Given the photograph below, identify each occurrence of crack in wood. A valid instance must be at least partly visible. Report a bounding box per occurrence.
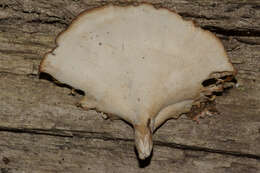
[179,12,230,20]
[203,26,260,37]
[0,71,35,77]
[154,141,260,161]
[25,19,68,26]
[0,49,37,55]
[1,126,259,161]
[235,38,260,45]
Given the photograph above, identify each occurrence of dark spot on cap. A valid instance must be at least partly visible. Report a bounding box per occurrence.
[99,42,102,46]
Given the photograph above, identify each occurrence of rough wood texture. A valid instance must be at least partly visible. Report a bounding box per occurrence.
[0,0,259,172]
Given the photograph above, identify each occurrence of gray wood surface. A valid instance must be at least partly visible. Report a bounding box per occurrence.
[0,0,260,172]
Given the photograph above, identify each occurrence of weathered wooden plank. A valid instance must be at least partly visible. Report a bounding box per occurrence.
[0,0,259,32]
[0,0,260,171]
[0,132,259,173]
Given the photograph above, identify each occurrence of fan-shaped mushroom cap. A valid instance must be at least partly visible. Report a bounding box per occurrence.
[40,4,236,160]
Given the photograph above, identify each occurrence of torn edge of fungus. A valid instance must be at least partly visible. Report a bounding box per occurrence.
[187,71,237,120]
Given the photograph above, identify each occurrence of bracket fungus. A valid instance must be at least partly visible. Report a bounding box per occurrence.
[39,4,236,160]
